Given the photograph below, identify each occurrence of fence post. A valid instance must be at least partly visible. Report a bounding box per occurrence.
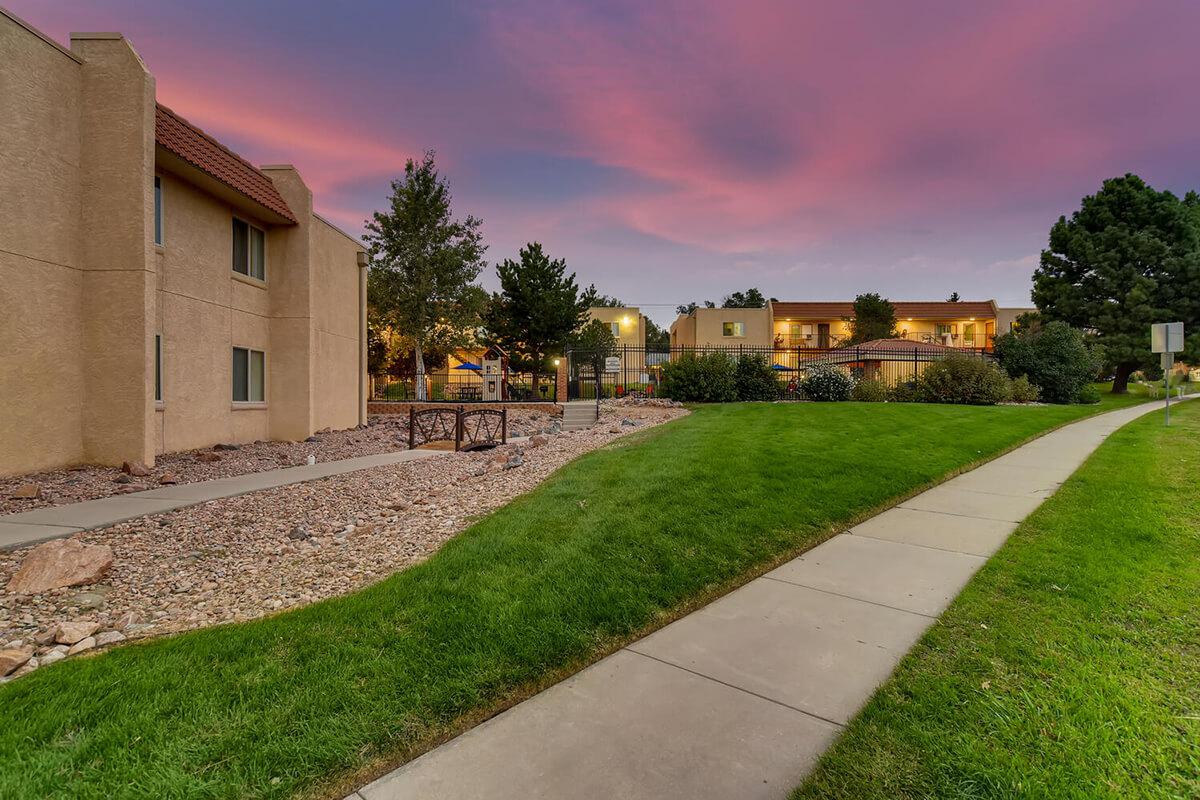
[455,405,464,451]
[501,408,507,444]
[408,406,415,449]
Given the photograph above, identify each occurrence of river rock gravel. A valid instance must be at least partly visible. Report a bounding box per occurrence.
[0,402,684,680]
[0,409,558,515]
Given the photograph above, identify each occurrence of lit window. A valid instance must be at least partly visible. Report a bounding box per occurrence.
[153,177,163,245]
[610,322,620,337]
[232,218,266,280]
[154,334,162,402]
[232,347,265,402]
[722,322,746,337]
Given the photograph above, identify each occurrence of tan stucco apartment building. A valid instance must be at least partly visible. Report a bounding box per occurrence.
[671,300,1033,350]
[0,10,367,476]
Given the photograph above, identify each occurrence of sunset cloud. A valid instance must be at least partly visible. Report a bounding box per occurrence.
[11,0,1200,321]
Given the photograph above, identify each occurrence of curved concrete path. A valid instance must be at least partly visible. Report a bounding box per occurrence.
[350,400,1181,800]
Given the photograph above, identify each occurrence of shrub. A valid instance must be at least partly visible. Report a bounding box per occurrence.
[918,355,1012,405]
[887,380,921,403]
[993,320,1101,404]
[851,378,889,402]
[800,364,854,401]
[1009,375,1041,403]
[734,354,780,401]
[658,352,737,402]
[1076,384,1101,404]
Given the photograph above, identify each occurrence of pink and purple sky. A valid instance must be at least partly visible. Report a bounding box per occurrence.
[13,1,1200,325]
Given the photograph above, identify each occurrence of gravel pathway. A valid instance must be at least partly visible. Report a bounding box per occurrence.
[0,410,557,515]
[0,401,685,680]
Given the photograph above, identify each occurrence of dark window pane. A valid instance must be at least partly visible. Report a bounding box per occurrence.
[250,226,265,280]
[232,347,249,401]
[155,334,162,401]
[249,350,265,402]
[154,177,162,245]
[232,219,249,275]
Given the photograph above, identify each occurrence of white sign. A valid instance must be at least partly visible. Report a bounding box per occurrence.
[1151,322,1184,353]
[604,356,621,373]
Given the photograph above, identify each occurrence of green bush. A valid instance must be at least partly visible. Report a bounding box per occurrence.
[734,354,780,401]
[887,380,921,403]
[658,352,737,402]
[851,378,889,402]
[800,364,854,401]
[1009,375,1041,403]
[1076,384,1101,404]
[993,320,1101,404]
[918,355,1012,405]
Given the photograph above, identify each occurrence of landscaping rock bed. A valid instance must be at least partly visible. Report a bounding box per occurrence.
[0,403,685,680]
[0,410,558,515]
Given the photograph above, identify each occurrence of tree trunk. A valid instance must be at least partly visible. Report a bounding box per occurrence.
[415,343,427,401]
[1111,362,1135,394]
[530,351,540,394]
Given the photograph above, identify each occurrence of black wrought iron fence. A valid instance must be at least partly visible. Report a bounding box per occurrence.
[371,372,557,403]
[565,344,993,400]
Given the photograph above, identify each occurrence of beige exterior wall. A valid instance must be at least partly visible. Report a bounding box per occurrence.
[0,11,86,474]
[670,307,772,347]
[310,215,368,431]
[585,306,645,349]
[996,307,1036,335]
[0,13,365,477]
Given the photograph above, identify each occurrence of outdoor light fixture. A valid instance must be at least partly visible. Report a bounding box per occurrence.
[553,358,560,366]
[621,315,631,325]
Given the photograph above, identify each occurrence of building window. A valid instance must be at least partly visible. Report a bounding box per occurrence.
[610,322,620,337]
[153,176,163,245]
[232,218,266,280]
[154,334,162,402]
[722,321,746,337]
[232,347,265,402]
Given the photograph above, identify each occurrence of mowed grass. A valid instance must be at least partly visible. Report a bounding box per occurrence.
[795,401,1200,799]
[0,400,1144,799]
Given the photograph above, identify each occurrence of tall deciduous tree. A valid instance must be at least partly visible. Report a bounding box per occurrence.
[364,152,487,400]
[580,284,624,308]
[1033,174,1200,393]
[846,293,898,344]
[570,318,618,378]
[721,288,767,308]
[485,242,586,393]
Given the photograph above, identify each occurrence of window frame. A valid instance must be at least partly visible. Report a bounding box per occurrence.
[722,321,746,338]
[153,176,163,246]
[610,321,620,338]
[231,346,266,404]
[231,216,267,282]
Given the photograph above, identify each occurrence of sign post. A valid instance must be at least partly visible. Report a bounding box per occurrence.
[1151,322,1184,425]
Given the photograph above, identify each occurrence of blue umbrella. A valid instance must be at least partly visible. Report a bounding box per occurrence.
[772,363,796,371]
[454,361,482,371]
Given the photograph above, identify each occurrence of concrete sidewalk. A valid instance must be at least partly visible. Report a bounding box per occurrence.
[0,449,442,551]
[352,400,1177,800]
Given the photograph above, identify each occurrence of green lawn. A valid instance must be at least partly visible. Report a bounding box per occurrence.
[795,401,1200,799]
[0,399,1145,799]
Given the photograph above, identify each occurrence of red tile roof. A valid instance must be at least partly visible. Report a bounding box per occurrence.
[771,300,995,319]
[154,103,297,223]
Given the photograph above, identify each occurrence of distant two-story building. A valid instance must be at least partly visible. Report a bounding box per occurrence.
[0,11,367,476]
[671,300,1033,351]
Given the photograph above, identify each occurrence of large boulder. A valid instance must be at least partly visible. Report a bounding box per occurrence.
[0,647,32,676]
[6,539,114,595]
[55,620,100,645]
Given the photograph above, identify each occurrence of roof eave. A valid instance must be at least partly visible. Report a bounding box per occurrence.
[156,145,297,226]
